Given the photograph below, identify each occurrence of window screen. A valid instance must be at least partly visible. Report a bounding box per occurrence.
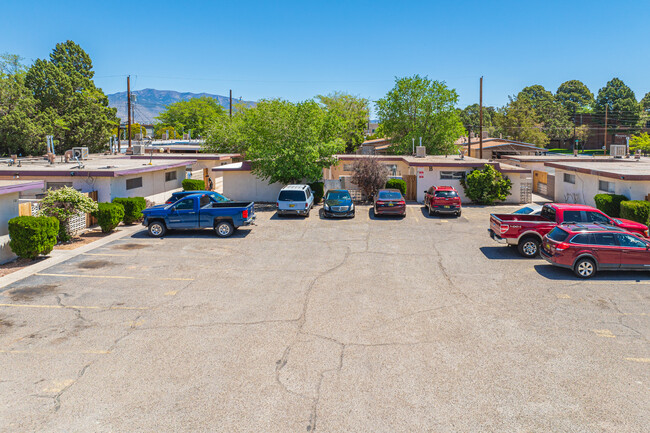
[563,173,576,184]
[126,177,143,190]
[598,180,615,193]
[165,171,177,182]
[440,171,466,180]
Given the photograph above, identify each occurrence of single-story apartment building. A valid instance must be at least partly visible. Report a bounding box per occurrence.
[458,138,547,160]
[0,180,45,264]
[546,158,650,206]
[211,162,284,202]
[0,156,195,204]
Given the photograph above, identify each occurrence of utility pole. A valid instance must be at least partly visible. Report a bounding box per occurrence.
[467,126,471,157]
[479,76,484,159]
[229,89,233,119]
[603,104,609,155]
[117,125,121,153]
[127,75,132,151]
[572,108,577,154]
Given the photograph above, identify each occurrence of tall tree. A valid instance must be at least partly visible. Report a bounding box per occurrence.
[498,96,549,146]
[594,78,641,138]
[459,104,494,131]
[317,92,369,153]
[24,41,117,153]
[641,92,650,112]
[376,75,465,155]
[556,80,594,114]
[518,85,555,118]
[156,96,226,138]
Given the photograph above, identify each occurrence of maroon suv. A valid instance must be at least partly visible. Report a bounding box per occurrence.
[541,223,650,278]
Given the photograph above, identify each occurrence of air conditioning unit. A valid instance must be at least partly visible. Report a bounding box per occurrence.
[71,147,88,160]
[416,146,426,158]
[131,144,146,155]
[135,133,143,141]
[610,145,626,158]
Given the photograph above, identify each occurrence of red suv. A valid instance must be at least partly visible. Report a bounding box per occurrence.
[424,186,462,217]
[541,223,650,278]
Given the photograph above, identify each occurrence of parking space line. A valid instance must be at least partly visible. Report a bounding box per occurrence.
[593,329,616,338]
[34,273,193,281]
[0,303,149,311]
[83,253,133,257]
[0,349,110,355]
[625,357,650,363]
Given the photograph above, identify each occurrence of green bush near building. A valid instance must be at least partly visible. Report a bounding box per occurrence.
[385,178,407,195]
[112,197,147,225]
[92,203,125,233]
[593,194,628,218]
[182,179,205,191]
[309,181,324,204]
[8,216,59,259]
[620,200,650,225]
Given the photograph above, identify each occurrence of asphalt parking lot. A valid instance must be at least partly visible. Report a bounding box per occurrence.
[0,204,648,432]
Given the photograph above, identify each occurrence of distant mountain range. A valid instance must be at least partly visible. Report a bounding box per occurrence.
[107,88,255,124]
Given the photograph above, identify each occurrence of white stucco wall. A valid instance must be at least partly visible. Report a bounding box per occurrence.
[414,168,530,204]
[554,169,650,206]
[222,171,284,202]
[0,192,20,264]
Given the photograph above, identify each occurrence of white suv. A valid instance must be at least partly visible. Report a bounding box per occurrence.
[276,185,314,217]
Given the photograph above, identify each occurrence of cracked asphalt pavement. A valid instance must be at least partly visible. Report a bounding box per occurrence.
[0,205,648,432]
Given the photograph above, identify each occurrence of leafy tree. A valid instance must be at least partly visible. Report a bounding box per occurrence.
[154,124,180,140]
[0,53,26,76]
[24,41,117,153]
[156,96,226,137]
[244,99,345,184]
[518,85,555,116]
[629,132,650,154]
[317,92,369,153]
[129,123,147,139]
[459,104,495,131]
[498,96,548,146]
[594,78,641,138]
[556,80,594,114]
[460,164,512,205]
[640,92,650,112]
[351,158,388,201]
[40,186,98,241]
[204,102,249,153]
[376,75,465,155]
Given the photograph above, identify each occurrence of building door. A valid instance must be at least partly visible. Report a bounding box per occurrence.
[533,170,547,194]
[404,175,417,201]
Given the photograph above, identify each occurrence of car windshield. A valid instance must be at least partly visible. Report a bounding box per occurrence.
[326,191,351,200]
[278,190,306,201]
[513,207,533,214]
[435,191,458,198]
[378,192,402,200]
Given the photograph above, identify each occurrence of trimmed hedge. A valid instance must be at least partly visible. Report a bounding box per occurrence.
[309,181,324,204]
[386,178,407,195]
[182,179,205,191]
[620,200,650,225]
[93,203,125,233]
[8,216,59,259]
[593,194,627,218]
[112,197,147,225]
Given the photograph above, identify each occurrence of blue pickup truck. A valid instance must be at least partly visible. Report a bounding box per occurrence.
[141,193,255,238]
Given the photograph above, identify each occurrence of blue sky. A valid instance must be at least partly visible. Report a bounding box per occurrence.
[2,0,648,111]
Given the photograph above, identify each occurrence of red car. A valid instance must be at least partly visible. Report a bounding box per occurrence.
[424,186,461,217]
[374,189,406,217]
[541,223,650,278]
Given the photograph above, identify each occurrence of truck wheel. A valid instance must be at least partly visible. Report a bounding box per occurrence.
[215,221,234,238]
[574,258,596,278]
[148,221,166,237]
[518,237,540,258]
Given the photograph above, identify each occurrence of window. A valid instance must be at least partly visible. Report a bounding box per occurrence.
[547,227,569,242]
[617,233,647,248]
[165,171,177,182]
[378,191,402,200]
[598,180,615,193]
[563,173,576,184]
[541,205,556,222]
[384,164,398,176]
[175,198,194,210]
[435,190,459,198]
[585,211,611,224]
[570,234,593,245]
[126,177,143,190]
[440,171,466,180]
[592,233,617,246]
[46,182,73,190]
[563,211,583,222]
[343,164,354,171]
[278,190,306,201]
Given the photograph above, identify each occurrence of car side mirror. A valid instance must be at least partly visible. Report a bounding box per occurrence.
[423,190,428,194]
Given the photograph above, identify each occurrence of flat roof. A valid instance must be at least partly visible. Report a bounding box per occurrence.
[0,156,195,178]
[127,153,240,161]
[212,162,251,172]
[502,154,616,163]
[546,159,650,180]
[0,180,45,195]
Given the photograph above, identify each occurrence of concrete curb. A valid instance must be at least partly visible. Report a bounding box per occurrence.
[0,224,143,289]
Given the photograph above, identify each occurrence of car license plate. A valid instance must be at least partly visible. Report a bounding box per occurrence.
[289,204,295,208]
[444,206,450,209]
[388,203,394,206]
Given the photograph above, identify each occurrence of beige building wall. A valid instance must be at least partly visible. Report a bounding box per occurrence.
[221,171,283,202]
[325,159,411,180]
[554,169,650,206]
[0,192,20,264]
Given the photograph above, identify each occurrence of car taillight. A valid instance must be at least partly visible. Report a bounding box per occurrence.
[556,242,570,251]
[242,209,248,219]
[276,202,279,207]
[305,203,308,208]
[165,200,172,204]
[645,229,649,238]
[376,201,385,205]
[500,224,509,234]
[398,200,405,205]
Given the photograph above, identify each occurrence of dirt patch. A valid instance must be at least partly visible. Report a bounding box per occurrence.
[113,243,148,250]
[0,257,47,278]
[0,315,13,329]
[76,260,113,269]
[55,229,115,251]
[6,284,59,302]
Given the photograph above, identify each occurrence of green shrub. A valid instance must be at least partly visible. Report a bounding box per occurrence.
[385,178,407,195]
[112,197,147,225]
[593,194,627,217]
[182,179,205,191]
[92,203,125,233]
[40,186,98,242]
[8,216,59,259]
[309,181,324,204]
[460,164,512,205]
[620,200,650,225]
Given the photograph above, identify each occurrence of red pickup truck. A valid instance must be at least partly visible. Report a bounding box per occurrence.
[488,203,649,258]
[424,186,462,217]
